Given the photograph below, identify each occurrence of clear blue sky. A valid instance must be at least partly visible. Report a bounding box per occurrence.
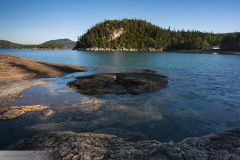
[0,0,239,44]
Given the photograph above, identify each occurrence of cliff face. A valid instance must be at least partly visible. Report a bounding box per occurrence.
[109,28,125,41]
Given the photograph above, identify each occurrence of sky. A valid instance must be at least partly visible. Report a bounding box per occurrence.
[0,0,239,44]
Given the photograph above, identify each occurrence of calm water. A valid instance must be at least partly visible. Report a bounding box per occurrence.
[0,49,240,148]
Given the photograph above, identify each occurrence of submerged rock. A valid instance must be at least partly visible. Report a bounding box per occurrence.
[78,97,102,113]
[9,128,240,160]
[68,72,168,95]
[42,109,56,120]
[80,97,101,108]
[0,105,48,120]
[91,97,101,107]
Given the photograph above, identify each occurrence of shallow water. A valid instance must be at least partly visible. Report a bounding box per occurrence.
[0,49,240,149]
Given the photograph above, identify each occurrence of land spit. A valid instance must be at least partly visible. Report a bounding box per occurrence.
[0,54,86,105]
[0,53,86,120]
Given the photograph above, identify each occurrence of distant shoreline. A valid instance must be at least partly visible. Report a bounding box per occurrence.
[1,48,240,55]
[75,48,240,54]
[166,49,240,55]
[75,47,163,52]
[0,48,72,51]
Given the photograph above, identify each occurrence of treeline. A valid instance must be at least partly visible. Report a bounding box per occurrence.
[167,30,222,50]
[221,33,240,51]
[74,19,239,51]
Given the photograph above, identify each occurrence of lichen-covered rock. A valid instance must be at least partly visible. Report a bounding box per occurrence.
[9,128,240,160]
[68,72,168,95]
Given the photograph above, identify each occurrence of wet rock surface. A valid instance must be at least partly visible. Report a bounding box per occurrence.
[0,105,48,120]
[68,72,168,95]
[9,128,240,160]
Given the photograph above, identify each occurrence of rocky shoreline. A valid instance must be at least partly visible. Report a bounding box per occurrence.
[9,128,240,160]
[166,49,240,55]
[76,47,163,52]
[77,48,240,55]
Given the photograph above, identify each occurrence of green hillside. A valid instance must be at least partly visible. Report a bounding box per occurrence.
[0,40,24,49]
[74,19,223,51]
[0,39,76,50]
[41,39,76,49]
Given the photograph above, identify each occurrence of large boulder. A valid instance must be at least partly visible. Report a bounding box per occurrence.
[68,72,168,95]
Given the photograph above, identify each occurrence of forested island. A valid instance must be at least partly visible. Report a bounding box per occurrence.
[1,19,239,52]
[74,19,240,52]
[0,39,76,50]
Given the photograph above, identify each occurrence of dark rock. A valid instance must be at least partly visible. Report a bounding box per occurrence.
[8,128,240,160]
[68,72,168,95]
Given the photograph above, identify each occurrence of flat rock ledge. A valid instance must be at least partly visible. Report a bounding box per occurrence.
[68,72,168,95]
[9,128,240,160]
[0,105,48,120]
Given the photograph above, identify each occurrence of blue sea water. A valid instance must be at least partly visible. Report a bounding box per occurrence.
[0,49,240,148]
